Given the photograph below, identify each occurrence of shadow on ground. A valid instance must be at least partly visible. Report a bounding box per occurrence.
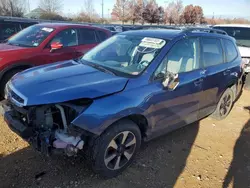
[0,122,200,188]
[223,107,250,188]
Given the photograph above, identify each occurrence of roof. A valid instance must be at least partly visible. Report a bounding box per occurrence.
[214,24,250,28]
[36,22,92,28]
[121,29,183,40]
[119,28,233,41]
[33,23,111,33]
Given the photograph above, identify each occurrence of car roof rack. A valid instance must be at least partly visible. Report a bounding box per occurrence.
[183,27,228,35]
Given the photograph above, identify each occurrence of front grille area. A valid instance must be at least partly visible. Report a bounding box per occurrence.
[10,90,24,104]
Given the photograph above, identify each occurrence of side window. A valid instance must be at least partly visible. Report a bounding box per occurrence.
[202,38,224,67]
[0,23,19,40]
[154,38,200,78]
[223,39,238,62]
[50,28,78,47]
[79,28,98,45]
[96,30,108,42]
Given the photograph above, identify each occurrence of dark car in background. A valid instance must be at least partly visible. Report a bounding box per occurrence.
[0,23,111,96]
[0,16,38,42]
[1,28,243,178]
[213,24,250,89]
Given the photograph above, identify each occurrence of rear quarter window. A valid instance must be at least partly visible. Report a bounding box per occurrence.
[201,38,224,67]
[96,30,108,42]
[223,39,238,62]
[79,28,98,45]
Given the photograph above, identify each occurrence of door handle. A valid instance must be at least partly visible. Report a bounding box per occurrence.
[223,69,231,75]
[194,78,203,86]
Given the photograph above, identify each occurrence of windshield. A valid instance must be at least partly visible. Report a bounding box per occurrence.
[214,27,250,47]
[7,25,55,47]
[81,35,167,76]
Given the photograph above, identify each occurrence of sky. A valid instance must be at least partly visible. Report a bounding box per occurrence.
[29,0,250,19]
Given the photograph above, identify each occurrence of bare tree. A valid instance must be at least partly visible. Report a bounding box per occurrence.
[0,0,26,17]
[182,4,204,24]
[111,0,130,24]
[165,0,183,25]
[129,0,143,25]
[82,0,96,22]
[142,0,160,25]
[39,0,63,13]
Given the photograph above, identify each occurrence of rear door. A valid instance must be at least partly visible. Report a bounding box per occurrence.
[199,37,228,117]
[41,28,78,64]
[75,28,100,57]
[150,37,203,134]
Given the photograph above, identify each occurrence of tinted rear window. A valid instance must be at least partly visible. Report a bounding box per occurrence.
[0,23,19,41]
[97,30,108,42]
[214,27,250,47]
[202,38,224,67]
[79,28,98,45]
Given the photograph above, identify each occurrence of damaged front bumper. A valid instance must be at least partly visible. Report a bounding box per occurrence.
[0,100,86,156]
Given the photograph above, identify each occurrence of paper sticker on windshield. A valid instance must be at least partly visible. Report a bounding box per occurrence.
[41,27,54,33]
[139,37,166,49]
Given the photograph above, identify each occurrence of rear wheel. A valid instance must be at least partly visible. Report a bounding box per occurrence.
[211,88,234,120]
[89,120,141,178]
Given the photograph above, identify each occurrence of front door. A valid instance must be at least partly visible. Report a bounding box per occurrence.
[40,28,79,65]
[149,37,203,135]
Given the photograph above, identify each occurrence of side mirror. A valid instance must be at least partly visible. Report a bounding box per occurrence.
[162,72,179,90]
[50,42,63,52]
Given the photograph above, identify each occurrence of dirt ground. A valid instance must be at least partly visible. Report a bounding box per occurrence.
[1,90,250,188]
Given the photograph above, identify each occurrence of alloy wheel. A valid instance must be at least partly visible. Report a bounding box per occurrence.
[104,131,137,170]
[219,93,232,116]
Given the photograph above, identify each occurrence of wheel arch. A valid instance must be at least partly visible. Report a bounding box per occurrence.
[109,114,149,139]
[0,63,33,81]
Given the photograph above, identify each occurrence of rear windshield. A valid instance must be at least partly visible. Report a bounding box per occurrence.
[7,25,55,47]
[214,26,250,48]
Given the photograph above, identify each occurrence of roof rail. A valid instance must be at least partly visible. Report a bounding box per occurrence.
[183,27,228,35]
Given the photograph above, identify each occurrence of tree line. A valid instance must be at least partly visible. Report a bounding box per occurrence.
[0,0,249,25]
[111,0,205,25]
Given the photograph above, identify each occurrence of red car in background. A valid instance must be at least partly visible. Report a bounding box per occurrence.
[0,23,111,96]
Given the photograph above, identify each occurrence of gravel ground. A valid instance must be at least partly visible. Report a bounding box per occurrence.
[1,90,250,188]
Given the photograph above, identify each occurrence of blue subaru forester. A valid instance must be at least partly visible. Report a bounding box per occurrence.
[2,28,243,178]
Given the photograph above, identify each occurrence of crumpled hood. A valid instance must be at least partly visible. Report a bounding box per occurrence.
[10,60,128,106]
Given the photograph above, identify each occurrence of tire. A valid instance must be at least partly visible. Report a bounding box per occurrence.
[244,73,250,90]
[211,88,234,120]
[88,119,141,178]
[0,69,23,97]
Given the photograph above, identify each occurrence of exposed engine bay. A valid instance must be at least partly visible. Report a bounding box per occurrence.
[2,100,91,156]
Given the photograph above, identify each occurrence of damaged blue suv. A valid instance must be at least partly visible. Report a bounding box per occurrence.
[1,28,243,178]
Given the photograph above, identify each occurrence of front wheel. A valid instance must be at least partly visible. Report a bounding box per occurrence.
[89,120,141,178]
[211,88,234,120]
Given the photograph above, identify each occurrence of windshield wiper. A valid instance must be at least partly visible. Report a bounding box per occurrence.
[81,60,116,76]
[7,42,33,47]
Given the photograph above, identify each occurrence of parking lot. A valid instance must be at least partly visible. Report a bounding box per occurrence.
[0,89,249,188]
